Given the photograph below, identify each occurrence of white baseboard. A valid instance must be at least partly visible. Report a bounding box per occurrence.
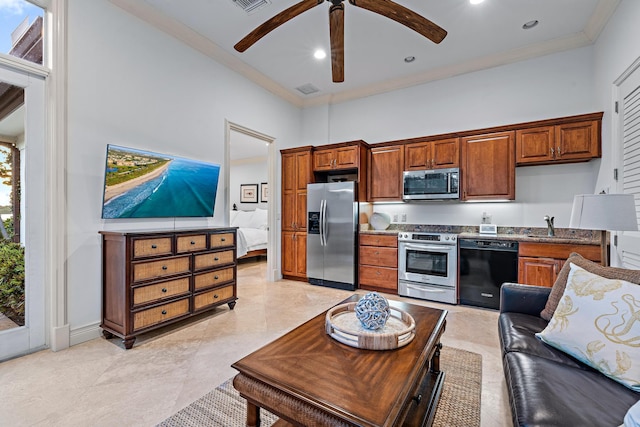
[50,323,70,351]
[70,322,102,346]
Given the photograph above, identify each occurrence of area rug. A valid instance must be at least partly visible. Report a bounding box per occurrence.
[158,346,482,427]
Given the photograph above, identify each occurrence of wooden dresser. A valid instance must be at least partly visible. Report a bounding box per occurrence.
[100,227,237,349]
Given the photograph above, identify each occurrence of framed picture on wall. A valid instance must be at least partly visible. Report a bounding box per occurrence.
[240,184,258,203]
[260,182,269,203]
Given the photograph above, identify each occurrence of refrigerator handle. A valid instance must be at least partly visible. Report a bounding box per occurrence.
[322,199,328,246]
[319,199,326,246]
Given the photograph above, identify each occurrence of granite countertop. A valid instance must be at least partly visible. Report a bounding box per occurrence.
[359,224,602,245]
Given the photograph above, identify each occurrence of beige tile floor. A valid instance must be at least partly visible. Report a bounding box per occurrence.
[0,259,512,426]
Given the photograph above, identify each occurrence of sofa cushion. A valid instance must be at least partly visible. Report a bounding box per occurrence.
[499,312,588,369]
[503,351,638,427]
[537,264,640,391]
[540,252,640,321]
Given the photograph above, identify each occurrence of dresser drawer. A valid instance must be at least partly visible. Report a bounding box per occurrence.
[193,285,235,311]
[193,267,235,290]
[210,233,235,248]
[132,298,190,331]
[132,237,173,259]
[176,234,208,253]
[132,256,191,283]
[359,246,398,268]
[194,250,235,270]
[132,277,190,307]
[360,234,398,248]
[359,265,398,291]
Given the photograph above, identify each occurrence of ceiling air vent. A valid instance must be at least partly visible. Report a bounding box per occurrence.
[296,84,320,95]
[232,0,271,14]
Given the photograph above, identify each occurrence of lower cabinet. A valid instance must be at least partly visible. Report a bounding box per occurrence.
[517,242,601,287]
[282,231,307,281]
[100,228,237,349]
[359,233,398,293]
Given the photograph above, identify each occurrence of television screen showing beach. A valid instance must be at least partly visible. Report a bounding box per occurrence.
[101,145,220,219]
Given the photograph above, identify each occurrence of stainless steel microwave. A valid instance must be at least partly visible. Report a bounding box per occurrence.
[402,168,460,200]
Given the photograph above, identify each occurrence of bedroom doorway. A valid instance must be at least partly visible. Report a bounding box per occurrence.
[225,121,276,281]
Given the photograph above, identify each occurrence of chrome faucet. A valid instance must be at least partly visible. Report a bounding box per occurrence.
[544,215,555,237]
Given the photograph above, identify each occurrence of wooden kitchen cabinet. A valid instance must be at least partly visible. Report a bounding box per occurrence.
[404,138,459,170]
[313,145,359,171]
[281,147,313,281]
[100,228,237,349]
[282,231,307,280]
[461,131,515,201]
[368,145,405,201]
[518,242,601,287]
[359,233,398,293]
[516,118,601,166]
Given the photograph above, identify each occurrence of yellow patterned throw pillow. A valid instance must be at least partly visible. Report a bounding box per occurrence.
[536,263,640,391]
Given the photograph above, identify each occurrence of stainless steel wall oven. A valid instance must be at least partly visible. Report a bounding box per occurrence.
[398,232,458,304]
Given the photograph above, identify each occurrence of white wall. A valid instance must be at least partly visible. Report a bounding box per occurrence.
[66,0,301,342]
[230,158,268,210]
[303,47,600,228]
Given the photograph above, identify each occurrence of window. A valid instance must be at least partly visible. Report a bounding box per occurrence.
[0,0,44,66]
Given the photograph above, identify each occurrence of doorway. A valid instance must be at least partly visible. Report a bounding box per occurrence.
[225,121,277,281]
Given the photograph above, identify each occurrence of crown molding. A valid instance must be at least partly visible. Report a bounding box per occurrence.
[584,0,621,42]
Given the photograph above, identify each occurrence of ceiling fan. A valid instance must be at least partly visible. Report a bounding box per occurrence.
[234,0,447,83]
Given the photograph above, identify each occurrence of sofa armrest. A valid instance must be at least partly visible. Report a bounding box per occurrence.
[500,283,551,316]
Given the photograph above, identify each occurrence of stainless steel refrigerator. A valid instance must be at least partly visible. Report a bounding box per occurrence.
[307,181,358,291]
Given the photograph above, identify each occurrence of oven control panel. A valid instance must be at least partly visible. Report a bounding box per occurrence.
[398,232,457,244]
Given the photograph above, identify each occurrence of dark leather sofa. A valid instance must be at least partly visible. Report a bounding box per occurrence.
[498,283,639,427]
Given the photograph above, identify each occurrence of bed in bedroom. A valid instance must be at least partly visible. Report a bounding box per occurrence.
[230,208,268,259]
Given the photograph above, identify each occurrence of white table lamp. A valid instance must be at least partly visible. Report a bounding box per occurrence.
[569,194,638,266]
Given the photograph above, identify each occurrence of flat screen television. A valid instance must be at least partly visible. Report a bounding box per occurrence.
[101,144,221,219]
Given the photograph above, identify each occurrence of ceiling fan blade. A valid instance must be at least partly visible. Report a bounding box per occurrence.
[235,0,324,52]
[349,0,447,44]
[329,3,345,83]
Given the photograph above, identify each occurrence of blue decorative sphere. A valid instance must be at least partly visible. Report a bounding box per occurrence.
[355,292,391,330]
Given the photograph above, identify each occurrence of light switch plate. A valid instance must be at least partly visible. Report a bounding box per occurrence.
[479,224,498,235]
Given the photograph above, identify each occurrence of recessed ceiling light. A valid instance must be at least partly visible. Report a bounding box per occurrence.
[522,20,539,30]
[404,56,416,63]
[469,0,485,4]
[314,49,326,60]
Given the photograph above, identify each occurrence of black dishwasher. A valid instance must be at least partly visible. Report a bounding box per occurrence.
[459,239,518,309]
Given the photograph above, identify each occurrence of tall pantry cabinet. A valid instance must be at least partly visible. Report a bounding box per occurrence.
[281,147,313,281]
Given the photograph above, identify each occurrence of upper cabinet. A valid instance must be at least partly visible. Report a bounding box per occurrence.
[516,114,602,166]
[461,131,515,201]
[369,145,405,201]
[313,144,360,171]
[404,138,459,170]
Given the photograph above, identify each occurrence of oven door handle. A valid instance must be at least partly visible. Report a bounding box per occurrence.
[405,283,449,292]
[401,243,456,252]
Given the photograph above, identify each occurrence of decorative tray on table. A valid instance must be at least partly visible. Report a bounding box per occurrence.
[325,302,416,350]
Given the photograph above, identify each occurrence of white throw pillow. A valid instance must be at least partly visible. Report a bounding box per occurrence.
[536,263,640,391]
[229,210,239,226]
[232,210,253,228]
[248,208,268,229]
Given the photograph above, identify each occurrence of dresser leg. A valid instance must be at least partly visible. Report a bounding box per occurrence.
[432,342,442,373]
[247,401,261,427]
[102,330,114,339]
[228,301,237,310]
[123,337,136,349]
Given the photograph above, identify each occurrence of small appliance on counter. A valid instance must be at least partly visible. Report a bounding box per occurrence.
[479,224,498,236]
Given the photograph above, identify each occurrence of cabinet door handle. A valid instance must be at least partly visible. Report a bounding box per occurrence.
[375,251,379,255]
[557,146,561,156]
[550,147,555,158]
[161,310,167,315]
[161,288,167,293]
[151,244,157,249]
[162,265,168,270]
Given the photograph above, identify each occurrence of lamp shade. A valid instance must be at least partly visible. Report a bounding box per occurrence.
[569,194,638,231]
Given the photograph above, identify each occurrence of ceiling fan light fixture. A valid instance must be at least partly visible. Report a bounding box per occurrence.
[522,20,539,30]
[314,49,327,60]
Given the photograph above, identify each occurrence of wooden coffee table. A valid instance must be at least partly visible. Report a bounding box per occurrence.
[232,295,447,427]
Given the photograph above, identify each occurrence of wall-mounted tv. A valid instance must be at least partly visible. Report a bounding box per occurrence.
[101,145,221,219]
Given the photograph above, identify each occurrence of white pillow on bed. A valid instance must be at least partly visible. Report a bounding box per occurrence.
[248,208,268,230]
[229,210,239,225]
[232,210,254,228]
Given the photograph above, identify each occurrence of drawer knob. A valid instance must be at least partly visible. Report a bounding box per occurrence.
[151,244,157,249]
[376,271,381,276]
[214,294,219,299]
[214,257,219,261]
[161,310,167,315]
[221,238,226,242]
[214,275,219,280]
[191,241,195,245]
[162,265,168,270]
[413,394,422,404]
[161,288,167,293]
